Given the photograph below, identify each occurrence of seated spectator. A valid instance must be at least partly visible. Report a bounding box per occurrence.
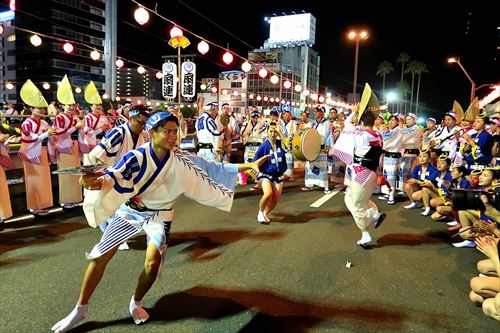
[469,193,500,321]
[453,167,499,247]
[420,155,452,216]
[403,149,438,209]
[431,164,471,223]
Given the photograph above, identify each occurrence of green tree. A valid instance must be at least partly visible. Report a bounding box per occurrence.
[414,61,429,115]
[396,81,411,115]
[396,52,411,113]
[405,60,420,113]
[397,51,411,82]
[181,106,196,119]
[376,60,394,99]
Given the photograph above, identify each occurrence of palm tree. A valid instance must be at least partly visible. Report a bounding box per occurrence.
[396,81,411,115]
[414,61,429,116]
[405,60,420,113]
[396,52,411,113]
[376,61,394,100]
[397,51,411,82]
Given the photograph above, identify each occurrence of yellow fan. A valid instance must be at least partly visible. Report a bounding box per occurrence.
[57,75,75,105]
[357,83,379,124]
[20,79,48,108]
[84,81,102,105]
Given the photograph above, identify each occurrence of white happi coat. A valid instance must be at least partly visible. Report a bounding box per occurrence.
[84,146,239,259]
[196,112,223,160]
[78,112,111,154]
[451,127,476,164]
[402,125,422,150]
[334,126,383,229]
[241,119,266,145]
[84,145,238,228]
[381,126,403,182]
[282,119,297,177]
[433,125,461,155]
[88,122,149,165]
[400,125,422,186]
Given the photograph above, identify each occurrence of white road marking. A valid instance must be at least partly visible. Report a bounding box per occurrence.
[310,186,345,207]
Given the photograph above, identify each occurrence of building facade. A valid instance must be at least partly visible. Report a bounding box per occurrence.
[117,67,162,101]
[0,0,106,105]
[246,46,320,117]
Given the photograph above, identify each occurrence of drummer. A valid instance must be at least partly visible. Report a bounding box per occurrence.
[301,105,332,193]
[298,110,312,129]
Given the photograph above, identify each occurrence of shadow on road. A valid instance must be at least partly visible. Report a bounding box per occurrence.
[68,285,462,333]
[0,219,87,266]
[271,210,352,224]
[128,229,287,262]
[372,231,450,248]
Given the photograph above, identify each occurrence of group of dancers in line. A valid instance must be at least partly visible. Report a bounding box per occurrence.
[1,76,498,330]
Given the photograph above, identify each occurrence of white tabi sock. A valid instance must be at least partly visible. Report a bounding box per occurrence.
[421,207,432,216]
[51,304,88,333]
[359,232,372,244]
[262,212,271,222]
[257,211,267,223]
[129,296,150,325]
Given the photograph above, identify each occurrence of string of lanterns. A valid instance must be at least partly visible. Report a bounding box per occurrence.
[3,25,167,94]
[5,3,354,110]
[129,0,353,109]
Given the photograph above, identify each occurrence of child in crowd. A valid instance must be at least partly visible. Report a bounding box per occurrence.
[421,155,452,216]
[403,149,438,209]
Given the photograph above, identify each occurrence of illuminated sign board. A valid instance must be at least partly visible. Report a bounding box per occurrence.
[181,61,196,99]
[0,10,14,22]
[162,62,177,99]
[268,13,316,46]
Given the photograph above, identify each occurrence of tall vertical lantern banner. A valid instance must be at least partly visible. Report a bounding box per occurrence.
[162,62,177,99]
[181,61,196,99]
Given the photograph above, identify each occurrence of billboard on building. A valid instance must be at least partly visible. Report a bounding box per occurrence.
[268,13,315,46]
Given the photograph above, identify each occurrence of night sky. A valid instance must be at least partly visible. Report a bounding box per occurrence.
[121,2,497,118]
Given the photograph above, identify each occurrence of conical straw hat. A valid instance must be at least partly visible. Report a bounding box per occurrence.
[57,75,76,105]
[20,79,48,108]
[84,81,102,105]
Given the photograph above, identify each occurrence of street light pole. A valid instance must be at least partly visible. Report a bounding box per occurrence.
[348,30,369,102]
[353,37,359,99]
[448,57,476,102]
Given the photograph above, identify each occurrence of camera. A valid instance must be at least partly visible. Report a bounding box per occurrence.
[451,188,500,211]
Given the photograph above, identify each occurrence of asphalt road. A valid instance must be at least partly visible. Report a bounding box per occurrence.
[0,180,498,333]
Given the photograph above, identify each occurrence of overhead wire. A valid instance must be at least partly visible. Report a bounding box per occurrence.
[128,0,351,106]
